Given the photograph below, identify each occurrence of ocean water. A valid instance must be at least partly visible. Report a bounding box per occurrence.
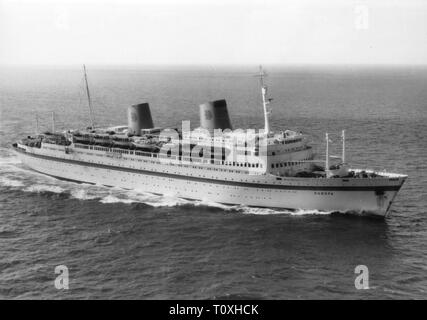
[0,65,426,299]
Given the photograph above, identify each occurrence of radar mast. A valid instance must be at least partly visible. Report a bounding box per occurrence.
[257,65,272,134]
[83,64,95,129]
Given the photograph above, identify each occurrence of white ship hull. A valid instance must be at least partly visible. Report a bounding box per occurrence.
[14,144,406,217]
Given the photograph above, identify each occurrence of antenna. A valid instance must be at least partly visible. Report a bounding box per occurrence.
[325,133,330,177]
[255,65,271,134]
[83,64,95,129]
[342,129,346,164]
[258,64,266,87]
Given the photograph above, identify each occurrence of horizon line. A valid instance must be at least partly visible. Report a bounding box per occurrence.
[2,62,427,69]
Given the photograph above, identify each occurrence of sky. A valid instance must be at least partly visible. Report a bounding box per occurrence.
[1,0,427,66]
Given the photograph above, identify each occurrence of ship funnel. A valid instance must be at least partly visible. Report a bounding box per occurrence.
[127,103,154,136]
[199,99,232,131]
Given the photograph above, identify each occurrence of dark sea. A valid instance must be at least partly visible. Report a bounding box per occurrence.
[0,65,426,299]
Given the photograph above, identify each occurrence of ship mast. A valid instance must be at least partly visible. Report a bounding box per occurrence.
[83,64,95,129]
[325,133,330,177]
[342,129,346,164]
[258,65,271,134]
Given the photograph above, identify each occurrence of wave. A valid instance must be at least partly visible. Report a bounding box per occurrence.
[23,184,66,194]
[193,200,240,211]
[99,191,191,207]
[0,177,25,187]
[289,208,333,216]
[236,206,332,216]
[70,189,102,201]
[100,195,139,204]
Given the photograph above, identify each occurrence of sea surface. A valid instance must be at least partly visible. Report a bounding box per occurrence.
[0,65,426,299]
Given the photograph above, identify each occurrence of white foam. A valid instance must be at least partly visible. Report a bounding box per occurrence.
[238,206,332,216]
[194,200,239,211]
[70,189,101,200]
[112,189,189,207]
[129,193,188,207]
[0,154,48,181]
[100,195,137,204]
[238,207,287,215]
[0,177,25,187]
[24,184,66,194]
[290,209,332,216]
[144,197,188,207]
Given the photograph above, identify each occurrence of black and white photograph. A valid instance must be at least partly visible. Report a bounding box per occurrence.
[0,0,426,305]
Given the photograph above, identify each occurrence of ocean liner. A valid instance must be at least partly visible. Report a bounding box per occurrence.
[12,66,407,217]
